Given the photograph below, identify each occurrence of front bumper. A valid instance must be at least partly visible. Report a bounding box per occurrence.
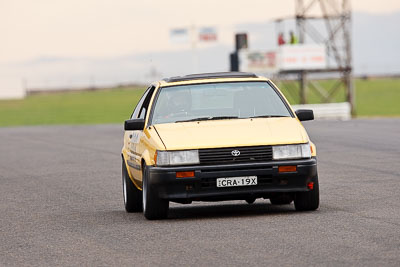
[148,158,317,201]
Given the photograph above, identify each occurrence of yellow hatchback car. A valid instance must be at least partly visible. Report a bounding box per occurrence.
[122,72,319,219]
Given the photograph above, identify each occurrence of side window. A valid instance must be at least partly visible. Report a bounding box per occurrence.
[137,86,155,120]
[130,88,150,119]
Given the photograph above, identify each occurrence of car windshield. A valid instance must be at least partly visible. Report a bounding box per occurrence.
[151,81,292,124]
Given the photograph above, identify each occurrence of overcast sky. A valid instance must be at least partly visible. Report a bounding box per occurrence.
[1,0,400,63]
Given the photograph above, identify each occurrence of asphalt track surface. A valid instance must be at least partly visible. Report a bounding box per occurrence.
[1,119,399,266]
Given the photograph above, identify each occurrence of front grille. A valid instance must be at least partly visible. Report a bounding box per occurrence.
[198,146,273,165]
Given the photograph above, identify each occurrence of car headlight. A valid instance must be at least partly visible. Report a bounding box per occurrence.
[156,150,199,166]
[273,143,311,160]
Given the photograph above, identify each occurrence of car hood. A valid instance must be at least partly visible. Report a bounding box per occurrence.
[153,117,309,150]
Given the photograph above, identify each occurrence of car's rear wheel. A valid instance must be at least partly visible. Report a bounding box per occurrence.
[270,194,293,205]
[142,163,169,220]
[294,175,320,211]
[122,159,142,212]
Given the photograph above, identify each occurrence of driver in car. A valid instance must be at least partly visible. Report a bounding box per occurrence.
[157,89,192,119]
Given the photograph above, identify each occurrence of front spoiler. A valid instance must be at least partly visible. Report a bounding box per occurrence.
[147,158,317,201]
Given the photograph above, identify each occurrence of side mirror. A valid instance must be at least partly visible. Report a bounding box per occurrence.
[295,109,314,121]
[124,119,145,131]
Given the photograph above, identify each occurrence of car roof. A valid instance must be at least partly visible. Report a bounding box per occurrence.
[159,72,269,87]
[163,72,257,82]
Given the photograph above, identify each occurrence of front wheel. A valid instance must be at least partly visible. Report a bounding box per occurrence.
[122,159,142,212]
[294,175,320,211]
[142,163,169,220]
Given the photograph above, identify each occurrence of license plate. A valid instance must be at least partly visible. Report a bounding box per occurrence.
[216,176,257,188]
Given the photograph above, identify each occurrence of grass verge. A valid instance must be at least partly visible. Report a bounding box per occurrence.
[0,78,399,127]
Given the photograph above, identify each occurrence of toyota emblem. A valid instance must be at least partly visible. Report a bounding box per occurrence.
[231,150,240,157]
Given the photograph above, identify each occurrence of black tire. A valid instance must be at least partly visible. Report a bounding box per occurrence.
[270,194,293,205]
[142,163,169,220]
[122,159,142,212]
[294,175,320,211]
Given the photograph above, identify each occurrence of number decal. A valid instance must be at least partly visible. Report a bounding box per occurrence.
[130,132,140,144]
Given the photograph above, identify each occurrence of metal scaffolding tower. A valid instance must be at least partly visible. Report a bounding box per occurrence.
[277,0,354,115]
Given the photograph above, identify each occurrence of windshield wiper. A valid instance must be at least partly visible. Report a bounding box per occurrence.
[176,116,238,123]
[248,115,290,118]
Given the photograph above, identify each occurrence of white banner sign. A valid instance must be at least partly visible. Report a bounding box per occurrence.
[170,28,190,44]
[198,27,217,42]
[278,44,326,70]
[239,51,278,73]
[240,44,327,73]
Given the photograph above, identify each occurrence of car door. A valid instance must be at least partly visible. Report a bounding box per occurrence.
[126,86,155,187]
[126,87,150,184]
